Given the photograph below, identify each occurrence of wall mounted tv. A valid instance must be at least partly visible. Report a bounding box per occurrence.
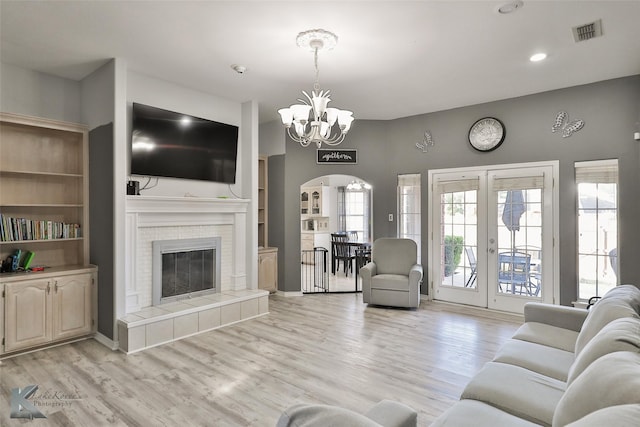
[130,102,239,183]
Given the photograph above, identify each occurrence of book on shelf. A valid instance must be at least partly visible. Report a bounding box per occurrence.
[0,213,81,242]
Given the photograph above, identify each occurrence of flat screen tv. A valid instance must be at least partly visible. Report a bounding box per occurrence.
[130,102,238,183]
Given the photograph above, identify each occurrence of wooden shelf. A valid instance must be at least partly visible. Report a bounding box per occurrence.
[0,238,84,245]
[0,112,89,269]
[0,170,83,178]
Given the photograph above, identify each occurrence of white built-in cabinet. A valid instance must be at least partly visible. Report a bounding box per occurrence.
[2,269,97,354]
[301,186,330,217]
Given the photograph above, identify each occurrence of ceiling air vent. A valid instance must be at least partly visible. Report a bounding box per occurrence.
[572,19,603,42]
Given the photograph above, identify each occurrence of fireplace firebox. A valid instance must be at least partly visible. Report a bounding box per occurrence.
[152,237,221,305]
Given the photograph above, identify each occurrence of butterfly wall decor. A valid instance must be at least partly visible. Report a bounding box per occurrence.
[552,111,585,138]
[416,130,435,152]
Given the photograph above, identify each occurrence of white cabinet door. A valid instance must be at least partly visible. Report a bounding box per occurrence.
[52,273,93,341]
[4,279,52,352]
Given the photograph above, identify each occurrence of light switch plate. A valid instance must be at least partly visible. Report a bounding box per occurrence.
[388,214,393,222]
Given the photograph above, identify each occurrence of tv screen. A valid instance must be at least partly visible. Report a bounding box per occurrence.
[130,103,238,183]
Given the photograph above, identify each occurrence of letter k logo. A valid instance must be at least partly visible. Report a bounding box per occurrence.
[11,385,46,419]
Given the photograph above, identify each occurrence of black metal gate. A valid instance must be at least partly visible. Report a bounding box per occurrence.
[301,247,329,293]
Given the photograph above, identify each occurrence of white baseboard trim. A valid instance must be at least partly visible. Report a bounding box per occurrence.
[94,332,119,351]
[276,290,304,297]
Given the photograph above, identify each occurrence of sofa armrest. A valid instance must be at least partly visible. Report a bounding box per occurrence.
[365,400,417,427]
[524,302,588,332]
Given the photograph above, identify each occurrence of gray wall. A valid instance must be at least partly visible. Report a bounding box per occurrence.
[89,123,115,338]
[275,75,640,304]
[0,62,82,123]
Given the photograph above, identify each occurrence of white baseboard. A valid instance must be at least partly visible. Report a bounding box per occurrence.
[276,290,304,297]
[94,332,119,351]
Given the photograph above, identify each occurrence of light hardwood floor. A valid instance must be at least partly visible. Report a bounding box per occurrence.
[1,294,522,426]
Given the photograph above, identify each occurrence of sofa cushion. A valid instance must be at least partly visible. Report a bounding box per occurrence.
[512,322,579,352]
[574,284,640,355]
[371,274,410,291]
[492,338,574,381]
[460,362,565,426]
[276,403,383,427]
[565,404,640,427]
[429,399,540,427]
[553,351,640,426]
[567,317,640,384]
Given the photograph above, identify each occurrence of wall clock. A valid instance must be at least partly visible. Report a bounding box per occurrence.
[468,117,505,152]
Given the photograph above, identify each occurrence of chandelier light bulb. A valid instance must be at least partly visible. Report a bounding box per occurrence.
[278,29,354,148]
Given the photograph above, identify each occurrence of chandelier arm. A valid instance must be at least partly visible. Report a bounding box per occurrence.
[286,126,311,147]
[322,133,346,146]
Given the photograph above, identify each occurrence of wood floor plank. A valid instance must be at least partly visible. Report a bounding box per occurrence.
[1,294,521,426]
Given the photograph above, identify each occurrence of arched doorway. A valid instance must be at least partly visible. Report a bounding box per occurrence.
[300,174,373,293]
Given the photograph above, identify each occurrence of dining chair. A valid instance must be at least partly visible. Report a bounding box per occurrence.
[331,233,355,276]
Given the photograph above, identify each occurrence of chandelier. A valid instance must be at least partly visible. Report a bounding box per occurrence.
[346,180,371,191]
[278,29,354,148]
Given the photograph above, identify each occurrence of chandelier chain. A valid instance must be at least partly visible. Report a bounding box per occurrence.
[313,47,320,92]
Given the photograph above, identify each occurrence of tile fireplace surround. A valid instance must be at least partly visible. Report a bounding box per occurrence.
[118,196,268,354]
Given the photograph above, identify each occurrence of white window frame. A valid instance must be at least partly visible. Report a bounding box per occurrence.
[575,159,619,301]
[397,174,421,260]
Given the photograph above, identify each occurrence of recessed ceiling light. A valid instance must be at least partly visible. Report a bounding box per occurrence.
[498,0,524,14]
[231,64,246,74]
[530,53,547,62]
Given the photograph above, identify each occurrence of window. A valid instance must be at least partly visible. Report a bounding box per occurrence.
[337,184,371,241]
[398,174,421,259]
[576,160,618,300]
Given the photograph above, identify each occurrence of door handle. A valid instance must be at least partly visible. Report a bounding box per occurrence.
[489,248,495,254]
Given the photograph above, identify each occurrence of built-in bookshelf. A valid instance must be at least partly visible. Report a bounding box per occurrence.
[258,154,267,248]
[257,154,277,292]
[0,112,90,271]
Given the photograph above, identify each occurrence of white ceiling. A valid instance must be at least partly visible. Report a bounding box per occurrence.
[1,1,639,123]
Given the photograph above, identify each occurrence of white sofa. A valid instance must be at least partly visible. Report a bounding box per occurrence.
[431,284,640,426]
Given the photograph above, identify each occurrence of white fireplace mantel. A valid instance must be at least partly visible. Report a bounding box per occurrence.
[125,196,251,313]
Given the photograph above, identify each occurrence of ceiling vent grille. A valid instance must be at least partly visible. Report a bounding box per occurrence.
[572,19,603,42]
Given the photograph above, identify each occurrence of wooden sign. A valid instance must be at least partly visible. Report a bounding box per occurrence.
[316,149,357,164]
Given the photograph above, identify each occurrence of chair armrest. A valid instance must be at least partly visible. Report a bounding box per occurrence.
[523,302,588,332]
[409,264,423,287]
[360,261,377,280]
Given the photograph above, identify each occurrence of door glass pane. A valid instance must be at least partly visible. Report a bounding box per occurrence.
[496,188,542,297]
[440,189,477,288]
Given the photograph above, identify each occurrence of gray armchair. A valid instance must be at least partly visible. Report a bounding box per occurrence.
[360,238,423,308]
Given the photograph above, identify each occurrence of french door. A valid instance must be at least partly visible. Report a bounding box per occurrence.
[429,162,558,314]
